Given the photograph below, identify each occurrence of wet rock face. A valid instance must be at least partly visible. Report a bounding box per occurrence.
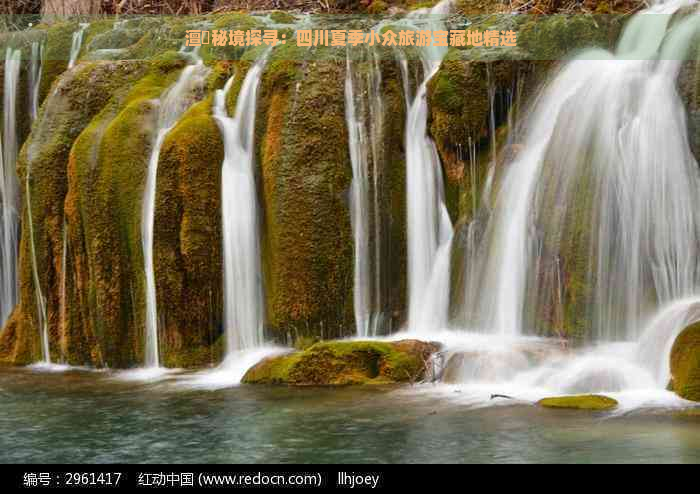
[670,322,700,402]
[0,4,697,369]
[0,61,152,366]
[678,60,699,163]
[242,339,440,385]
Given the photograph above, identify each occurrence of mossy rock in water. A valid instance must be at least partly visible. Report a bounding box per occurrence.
[242,340,440,385]
[537,395,618,410]
[670,321,700,402]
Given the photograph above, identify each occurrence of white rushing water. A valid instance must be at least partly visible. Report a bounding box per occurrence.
[1,48,22,329]
[213,58,267,356]
[400,0,455,332]
[461,0,700,340]
[412,1,700,410]
[142,51,209,368]
[67,23,89,69]
[59,221,69,361]
[29,40,45,123]
[26,149,50,363]
[345,46,387,337]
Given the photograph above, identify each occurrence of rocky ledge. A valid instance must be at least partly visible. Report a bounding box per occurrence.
[242,339,440,385]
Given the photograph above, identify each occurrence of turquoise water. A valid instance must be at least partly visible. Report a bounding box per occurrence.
[1,368,699,463]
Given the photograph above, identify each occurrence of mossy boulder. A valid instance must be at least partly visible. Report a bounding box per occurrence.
[538,394,618,410]
[154,97,225,368]
[242,339,440,385]
[670,321,700,402]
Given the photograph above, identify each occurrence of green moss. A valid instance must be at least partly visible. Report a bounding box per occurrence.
[212,12,262,30]
[256,50,355,342]
[0,61,151,366]
[294,335,320,351]
[36,21,77,105]
[61,62,182,367]
[519,14,621,60]
[269,11,297,24]
[154,97,225,368]
[427,54,491,223]
[455,0,507,16]
[368,1,390,14]
[670,321,700,402]
[242,339,440,385]
[538,394,618,410]
[84,20,144,52]
[407,0,439,10]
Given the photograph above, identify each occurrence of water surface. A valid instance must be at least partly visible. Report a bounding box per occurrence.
[1,368,698,463]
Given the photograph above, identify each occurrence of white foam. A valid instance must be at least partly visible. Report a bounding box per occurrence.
[174,346,288,390]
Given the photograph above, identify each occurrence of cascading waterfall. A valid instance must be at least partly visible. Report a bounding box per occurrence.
[68,23,88,69]
[461,0,700,341]
[426,2,700,408]
[29,40,45,123]
[142,51,209,368]
[345,46,388,337]
[213,58,267,356]
[399,0,455,332]
[24,41,51,363]
[26,152,50,363]
[1,48,22,329]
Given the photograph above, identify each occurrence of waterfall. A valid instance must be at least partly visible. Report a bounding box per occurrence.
[59,221,69,362]
[464,0,700,340]
[25,40,52,363]
[68,23,88,69]
[345,47,387,337]
[26,150,49,363]
[142,52,209,368]
[1,48,21,329]
[213,59,267,356]
[399,0,455,332]
[29,40,44,123]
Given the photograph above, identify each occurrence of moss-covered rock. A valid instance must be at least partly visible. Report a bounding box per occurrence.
[537,394,618,410]
[518,14,622,60]
[427,53,490,223]
[242,339,440,385]
[0,61,151,366]
[154,97,225,368]
[255,51,354,342]
[678,58,699,163]
[35,21,77,106]
[670,321,700,402]
[64,64,182,367]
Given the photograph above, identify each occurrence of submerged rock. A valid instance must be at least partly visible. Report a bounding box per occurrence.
[242,339,440,385]
[537,394,618,410]
[670,322,700,402]
[440,339,565,383]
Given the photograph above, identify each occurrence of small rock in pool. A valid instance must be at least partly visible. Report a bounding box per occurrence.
[537,394,618,411]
